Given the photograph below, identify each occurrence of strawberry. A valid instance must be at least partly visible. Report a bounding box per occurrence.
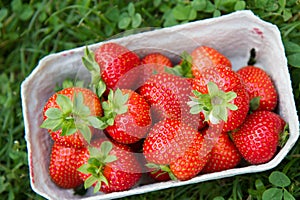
[49,142,85,189]
[143,119,211,181]
[191,46,232,79]
[101,88,152,144]
[138,73,203,129]
[188,65,249,132]
[94,42,141,90]
[41,87,103,148]
[202,131,241,173]
[141,53,173,67]
[77,139,142,193]
[169,131,211,180]
[82,43,140,96]
[236,65,278,111]
[231,111,286,164]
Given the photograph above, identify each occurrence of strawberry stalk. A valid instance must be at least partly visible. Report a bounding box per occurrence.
[145,163,177,181]
[82,46,106,98]
[77,141,117,193]
[188,81,238,124]
[41,92,105,144]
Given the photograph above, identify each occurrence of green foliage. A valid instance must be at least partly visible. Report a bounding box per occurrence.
[0,0,299,199]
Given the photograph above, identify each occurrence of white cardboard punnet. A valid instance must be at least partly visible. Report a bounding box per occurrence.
[21,10,299,200]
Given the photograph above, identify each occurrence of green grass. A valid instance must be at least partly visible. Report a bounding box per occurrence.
[0,0,299,199]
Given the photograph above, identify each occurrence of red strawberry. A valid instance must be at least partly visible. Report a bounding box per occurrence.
[169,131,211,180]
[95,42,141,90]
[41,87,103,148]
[143,119,211,181]
[189,65,249,132]
[191,46,232,79]
[232,111,285,164]
[237,65,278,111]
[139,73,203,129]
[141,53,173,67]
[102,88,152,144]
[49,142,85,189]
[77,139,142,193]
[202,131,241,173]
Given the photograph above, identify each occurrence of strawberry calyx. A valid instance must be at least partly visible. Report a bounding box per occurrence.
[145,163,177,181]
[100,88,129,128]
[165,51,194,78]
[82,46,107,98]
[41,92,105,144]
[77,141,117,193]
[188,81,238,124]
[249,96,261,112]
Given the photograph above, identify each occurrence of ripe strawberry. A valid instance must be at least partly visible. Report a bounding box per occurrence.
[141,53,173,67]
[49,142,85,189]
[232,111,286,164]
[202,131,241,173]
[77,139,142,193]
[102,88,152,144]
[189,65,249,132]
[191,46,232,79]
[169,131,211,180]
[143,119,211,181]
[237,65,278,111]
[94,42,140,90]
[138,73,203,129]
[41,87,103,148]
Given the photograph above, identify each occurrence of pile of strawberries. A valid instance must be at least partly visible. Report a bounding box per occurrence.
[40,42,287,194]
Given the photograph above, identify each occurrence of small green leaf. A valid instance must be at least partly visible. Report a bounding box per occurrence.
[234,1,246,11]
[282,9,292,21]
[19,4,34,21]
[191,0,207,11]
[84,175,98,189]
[93,181,101,193]
[287,53,300,67]
[100,141,113,157]
[154,0,161,7]
[105,6,120,22]
[77,125,92,144]
[269,171,291,187]
[56,94,73,114]
[255,178,266,191]
[44,108,63,119]
[145,163,160,169]
[118,14,131,29]
[208,82,220,97]
[213,9,221,17]
[172,5,196,21]
[132,13,142,28]
[104,155,117,163]
[61,121,77,136]
[40,118,63,131]
[97,80,106,98]
[262,188,283,200]
[189,105,203,114]
[87,116,107,129]
[213,197,225,200]
[0,8,8,22]
[128,2,135,17]
[77,164,90,174]
[283,189,296,200]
